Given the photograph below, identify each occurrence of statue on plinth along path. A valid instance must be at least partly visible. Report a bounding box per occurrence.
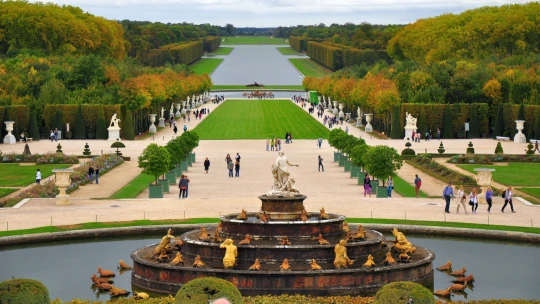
[161,107,165,119]
[152,229,175,258]
[109,113,121,128]
[170,103,174,118]
[220,238,237,269]
[268,152,300,197]
[333,239,355,269]
[405,112,417,128]
[391,228,416,254]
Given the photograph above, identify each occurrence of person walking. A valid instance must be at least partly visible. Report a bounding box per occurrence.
[270,138,275,151]
[442,181,454,213]
[501,186,515,213]
[227,160,234,178]
[485,186,493,213]
[95,167,100,184]
[289,132,293,143]
[49,130,55,142]
[469,187,479,214]
[363,174,372,198]
[318,137,323,149]
[436,128,441,140]
[54,128,59,141]
[178,175,189,198]
[225,153,232,165]
[173,125,178,135]
[266,138,269,151]
[204,157,210,174]
[88,166,95,184]
[183,125,187,132]
[234,160,240,177]
[414,174,422,198]
[318,155,324,172]
[345,126,349,134]
[277,138,281,151]
[235,153,241,163]
[535,141,540,153]
[456,185,467,214]
[36,169,41,184]
[387,176,393,198]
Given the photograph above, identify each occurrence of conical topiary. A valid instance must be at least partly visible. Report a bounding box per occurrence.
[390,107,402,139]
[56,143,63,154]
[54,111,63,133]
[401,139,416,156]
[417,109,427,136]
[493,104,504,139]
[28,111,39,140]
[83,143,91,156]
[74,104,86,139]
[437,142,445,154]
[466,141,475,154]
[495,142,504,154]
[23,143,31,156]
[468,107,480,138]
[443,106,453,139]
[526,142,534,155]
[123,110,135,140]
[96,107,108,140]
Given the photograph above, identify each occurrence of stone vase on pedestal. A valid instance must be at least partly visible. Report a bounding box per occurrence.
[149,114,157,134]
[338,103,345,119]
[333,101,339,115]
[474,168,495,204]
[53,169,74,206]
[514,120,526,143]
[365,114,373,133]
[175,104,181,118]
[3,121,16,144]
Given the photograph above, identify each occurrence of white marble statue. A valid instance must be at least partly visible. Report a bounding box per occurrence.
[161,107,165,119]
[357,107,361,118]
[187,96,190,104]
[268,152,300,197]
[170,103,174,117]
[109,113,121,128]
[405,112,417,128]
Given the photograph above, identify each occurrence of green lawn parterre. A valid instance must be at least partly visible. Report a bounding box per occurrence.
[189,58,223,75]
[0,188,18,198]
[193,99,330,140]
[221,36,287,45]
[207,47,234,55]
[0,164,72,187]
[392,175,429,198]
[109,173,155,199]
[277,47,303,55]
[289,58,332,77]
[456,163,540,187]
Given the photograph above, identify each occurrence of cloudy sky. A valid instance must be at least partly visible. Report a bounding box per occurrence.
[32,0,530,27]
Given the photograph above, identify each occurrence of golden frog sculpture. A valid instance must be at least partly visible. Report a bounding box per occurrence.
[279,258,291,271]
[317,234,330,245]
[333,239,354,269]
[220,238,238,269]
[279,236,291,245]
[362,254,376,268]
[199,227,211,242]
[343,222,350,233]
[319,207,329,220]
[353,225,366,240]
[249,258,261,271]
[310,259,322,271]
[237,209,248,220]
[299,208,309,221]
[239,234,253,245]
[171,252,184,266]
[193,255,206,268]
[383,251,397,266]
[391,228,416,253]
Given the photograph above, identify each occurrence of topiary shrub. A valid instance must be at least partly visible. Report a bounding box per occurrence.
[495,142,504,154]
[437,142,445,154]
[28,111,40,140]
[83,143,91,156]
[0,278,50,304]
[374,281,434,304]
[175,277,242,304]
[123,110,135,140]
[526,142,534,155]
[401,139,416,156]
[74,104,86,139]
[23,143,31,156]
[466,141,475,154]
[56,143,63,154]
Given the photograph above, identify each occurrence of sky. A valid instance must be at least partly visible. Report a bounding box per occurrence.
[31,0,531,27]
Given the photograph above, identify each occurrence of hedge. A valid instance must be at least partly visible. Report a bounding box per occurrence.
[289,36,306,52]
[374,281,434,304]
[501,104,540,139]
[343,48,389,67]
[0,105,29,140]
[307,41,343,71]
[0,278,50,304]
[175,277,242,304]
[162,40,205,65]
[204,36,221,52]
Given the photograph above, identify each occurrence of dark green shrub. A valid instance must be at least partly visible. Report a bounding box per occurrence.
[495,142,504,154]
[442,106,453,139]
[526,143,534,155]
[466,141,475,154]
[535,116,540,140]
[74,104,86,139]
[175,277,242,304]
[123,110,135,140]
[54,111,63,132]
[374,281,434,304]
[56,143,63,154]
[390,106,402,139]
[468,106,480,138]
[493,104,504,139]
[437,142,445,154]
[83,143,91,156]
[28,111,39,140]
[401,139,416,156]
[417,109,427,135]
[96,107,108,140]
[0,278,50,304]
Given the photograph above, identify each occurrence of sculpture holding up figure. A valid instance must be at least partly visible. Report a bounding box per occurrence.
[391,228,416,254]
[170,103,174,119]
[405,112,417,128]
[268,152,300,197]
[220,238,238,269]
[333,239,354,269]
[109,113,121,128]
[152,229,175,258]
[108,113,121,141]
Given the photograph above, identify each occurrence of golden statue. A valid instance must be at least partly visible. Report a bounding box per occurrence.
[279,258,291,271]
[319,207,329,220]
[216,222,223,233]
[213,229,223,243]
[220,239,238,269]
[173,237,184,250]
[452,274,475,283]
[171,252,184,266]
[450,282,468,292]
[333,239,354,269]
[199,227,211,241]
[237,209,248,220]
[91,274,112,285]
[362,254,376,268]
[299,208,309,221]
[310,259,322,271]
[391,228,416,253]
[399,249,411,262]
[95,280,112,291]
[279,236,291,245]
[343,222,350,233]
[437,260,452,271]
[353,225,366,240]
[97,267,115,277]
[383,251,397,266]
[239,234,253,245]
[317,234,329,245]
[260,211,270,223]
[117,260,132,270]
[158,249,169,262]
[109,285,130,296]
[346,230,353,242]
[433,287,452,297]
[249,258,261,271]
[152,229,175,257]
[134,291,150,300]
[164,243,173,253]
[450,267,467,277]
[193,255,206,268]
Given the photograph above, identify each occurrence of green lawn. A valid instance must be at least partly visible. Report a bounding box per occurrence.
[277,47,302,55]
[189,58,223,75]
[211,85,304,90]
[193,99,330,140]
[289,58,332,77]
[207,47,234,55]
[517,188,540,200]
[0,164,72,187]
[0,188,18,198]
[222,36,288,45]
[109,173,155,199]
[392,175,429,198]
[456,163,540,187]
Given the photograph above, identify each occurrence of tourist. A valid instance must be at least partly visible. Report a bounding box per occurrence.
[169,116,173,127]
[363,174,372,198]
[95,167,100,184]
[49,130,55,142]
[456,185,467,214]
[318,155,324,172]
[469,187,479,214]
[266,138,269,151]
[235,153,241,163]
[183,125,187,132]
[173,125,178,135]
[54,128,59,141]
[485,186,493,213]
[277,138,281,151]
[225,153,232,164]
[235,160,240,177]
[429,129,433,140]
[36,169,41,184]
[442,181,454,213]
[535,141,540,153]
[88,166,95,184]
[20,132,26,143]
[204,157,210,174]
[345,126,349,134]
[270,138,275,151]
[414,174,422,198]
[436,128,441,140]
[178,175,189,198]
[424,131,429,142]
[318,137,323,149]
[289,132,293,143]
[387,176,393,198]
[501,186,515,213]
[274,139,278,151]
[227,160,234,178]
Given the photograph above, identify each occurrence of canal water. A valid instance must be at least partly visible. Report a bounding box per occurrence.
[0,234,538,301]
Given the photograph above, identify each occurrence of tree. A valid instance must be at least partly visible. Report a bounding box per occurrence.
[54,111,63,132]
[362,146,403,185]
[350,143,370,171]
[517,103,526,135]
[493,104,505,138]
[123,110,135,140]
[442,106,453,139]
[166,138,182,170]
[535,115,540,140]
[138,143,171,185]
[468,107,480,138]
[74,104,86,139]
[28,111,39,140]
[417,109,427,136]
[96,108,107,140]
[225,24,235,36]
[390,107,401,139]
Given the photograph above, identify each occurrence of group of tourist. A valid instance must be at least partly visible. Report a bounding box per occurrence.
[178,174,190,198]
[442,182,515,214]
[411,128,441,142]
[225,153,241,178]
[49,128,60,142]
[211,95,225,104]
[323,115,343,129]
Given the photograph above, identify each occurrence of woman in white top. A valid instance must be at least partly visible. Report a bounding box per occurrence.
[469,187,479,214]
[456,185,467,214]
[501,186,515,213]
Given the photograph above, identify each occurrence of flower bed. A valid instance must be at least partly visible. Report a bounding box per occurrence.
[408,155,478,186]
[448,154,540,165]
[66,154,124,194]
[1,152,79,164]
[0,180,59,207]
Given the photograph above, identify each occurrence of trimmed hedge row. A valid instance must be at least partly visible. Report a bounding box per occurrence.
[289,36,306,52]
[205,36,221,52]
[343,48,389,67]
[307,41,343,71]
[145,40,205,66]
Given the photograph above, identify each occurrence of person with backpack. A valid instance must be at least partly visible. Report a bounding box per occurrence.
[442,181,454,213]
[501,186,515,213]
[88,166,95,184]
[183,125,187,132]
[414,174,422,198]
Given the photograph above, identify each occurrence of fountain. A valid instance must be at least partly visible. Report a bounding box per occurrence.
[53,169,74,206]
[474,168,495,204]
[131,152,434,296]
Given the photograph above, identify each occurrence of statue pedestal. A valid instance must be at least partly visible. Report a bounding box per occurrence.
[356,118,363,127]
[149,125,157,134]
[259,195,307,220]
[364,114,373,133]
[107,126,121,141]
[404,126,416,140]
[158,118,165,127]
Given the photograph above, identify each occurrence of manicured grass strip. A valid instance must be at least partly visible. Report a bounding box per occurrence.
[277,47,302,55]
[516,188,540,204]
[222,36,287,45]
[135,127,165,140]
[0,188,18,198]
[289,58,332,77]
[457,163,540,187]
[0,164,72,187]
[392,175,429,198]
[208,47,234,55]
[211,85,304,90]
[189,58,223,75]
[193,99,330,140]
[109,173,155,199]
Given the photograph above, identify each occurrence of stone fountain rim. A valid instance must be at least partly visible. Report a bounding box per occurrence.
[52,168,74,173]
[220,212,346,225]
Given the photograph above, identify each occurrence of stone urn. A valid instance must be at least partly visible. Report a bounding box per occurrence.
[333,101,339,115]
[318,96,322,105]
[474,168,495,204]
[3,121,16,144]
[149,114,157,134]
[514,120,526,143]
[338,103,345,119]
[175,103,181,118]
[365,114,373,132]
[53,168,74,206]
